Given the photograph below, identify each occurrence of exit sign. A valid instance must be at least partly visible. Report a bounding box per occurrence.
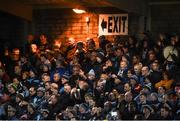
[99,14,128,35]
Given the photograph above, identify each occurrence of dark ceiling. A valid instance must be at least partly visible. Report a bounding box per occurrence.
[1,0,180,20]
[16,0,180,8]
[15,0,116,8]
[15,0,148,15]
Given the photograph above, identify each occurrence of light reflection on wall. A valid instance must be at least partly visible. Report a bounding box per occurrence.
[58,13,98,45]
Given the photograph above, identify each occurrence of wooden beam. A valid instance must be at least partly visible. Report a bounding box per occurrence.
[0,0,32,21]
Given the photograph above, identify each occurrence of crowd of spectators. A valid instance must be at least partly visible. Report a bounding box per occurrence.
[0,32,180,120]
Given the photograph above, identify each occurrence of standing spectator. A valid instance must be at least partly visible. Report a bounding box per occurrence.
[7,83,17,102]
[69,65,86,88]
[52,72,61,86]
[26,103,38,120]
[142,105,157,119]
[24,34,35,55]
[28,68,40,87]
[117,60,128,82]
[149,61,162,86]
[122,101,138,120]
[32,87,45,109]
[75,41,86,65]
[159,106,173,120]
[7,104,18,120]
[48,94,61,119]
[155,71,174,90]
[28,87,37,103]
[86,38,96,52]
[39,34,51,51]
[0,67,10,85]
[140,66,150,85]
[98,35,110,53]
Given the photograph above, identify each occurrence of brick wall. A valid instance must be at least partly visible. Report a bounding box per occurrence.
[151,4,180,38]
[34,8,97,43]
[33,8,140,44]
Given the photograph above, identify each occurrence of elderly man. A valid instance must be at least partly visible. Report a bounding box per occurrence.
[140,66,150,85]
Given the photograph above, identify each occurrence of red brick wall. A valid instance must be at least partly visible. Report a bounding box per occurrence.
[33,8,138,45]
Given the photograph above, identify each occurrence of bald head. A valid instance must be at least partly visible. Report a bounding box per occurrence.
[125,91,133,102]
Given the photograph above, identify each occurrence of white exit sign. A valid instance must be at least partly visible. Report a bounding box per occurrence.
[99,14,128,35]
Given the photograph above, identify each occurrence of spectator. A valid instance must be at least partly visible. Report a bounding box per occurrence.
[7,104,18,120]
[155,71,174,90]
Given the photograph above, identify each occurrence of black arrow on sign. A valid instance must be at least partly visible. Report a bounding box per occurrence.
[101,19,107,32]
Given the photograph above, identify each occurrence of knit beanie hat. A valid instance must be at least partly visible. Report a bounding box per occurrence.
[9,83,17,91]
[88,69,95,76]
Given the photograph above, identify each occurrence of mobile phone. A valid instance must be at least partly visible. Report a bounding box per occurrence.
[111,111,117,116]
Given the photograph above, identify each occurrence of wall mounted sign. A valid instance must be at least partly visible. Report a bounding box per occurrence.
[99,14,128,35]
